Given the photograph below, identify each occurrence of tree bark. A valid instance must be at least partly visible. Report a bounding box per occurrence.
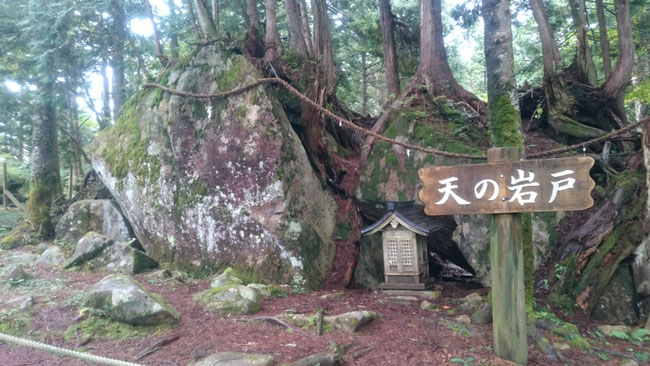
[379,0,400,98]
[529,0,560,74]
[110,0,127,119]
[100,57,111,130]
[286,0,309,56]
[483,0,529,361]
[298,0,313,56]
[184,0,203,39]
[193,0,218,40]
[144,0,169,66]
[602,0,634,101]
[595,0,612,79]
[211,0,219,34]
[361,52,368,115]
[310,0,336,96]
[264,0,278,61]
[414,0,477,102]
[568,0,597,85]
[247,0,260,30]
[168,0,180,60]
[27,82,62,237]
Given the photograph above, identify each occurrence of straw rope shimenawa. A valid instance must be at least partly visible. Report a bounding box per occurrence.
[144,77,648,160]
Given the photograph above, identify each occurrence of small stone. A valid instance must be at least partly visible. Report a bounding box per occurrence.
[597,325,632,337]
[4,295,35,310]
[194,285,260,315]
[4,265,33,280]
[64,232,114,269]
[326,311,377,333]
[455,315,471,324]
[470,302,492,324]
[38,246,66,266]
[458,292,484,313]
[319,291,345,300]
[423,290,442,300]
[383,296,419,304]
[210,268,244,288]
[288,351,341,366]
[620,359,640,366]
[420,300,436,310]
[553,342,570,351]
[193,352,275,366]
[4,252,40,265]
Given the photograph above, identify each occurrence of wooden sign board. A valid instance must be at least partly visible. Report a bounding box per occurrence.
[419,156,595,215]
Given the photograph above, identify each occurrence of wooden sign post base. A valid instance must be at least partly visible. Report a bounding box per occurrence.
[488,147,528,364]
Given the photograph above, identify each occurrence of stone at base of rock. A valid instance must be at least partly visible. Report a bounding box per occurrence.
[193,352,275,366]
[597,325,632,337]
[288,351,341,366]
[455,315,471,324]
[380,289,441,300]
[470,302,492,324]
[4,264,33,280]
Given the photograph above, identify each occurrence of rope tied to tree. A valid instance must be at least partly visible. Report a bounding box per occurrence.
[143,78,648,161]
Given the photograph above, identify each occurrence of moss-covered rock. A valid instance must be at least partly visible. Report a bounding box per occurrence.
[193,285,261,315]
[92,45,338,288]
[55,199,135,243]
[84,274,180,326]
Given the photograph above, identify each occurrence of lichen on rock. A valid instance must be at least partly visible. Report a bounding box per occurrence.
[92,45,338,288]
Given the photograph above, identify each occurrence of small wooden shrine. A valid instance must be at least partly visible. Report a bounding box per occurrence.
[361,201,442,290]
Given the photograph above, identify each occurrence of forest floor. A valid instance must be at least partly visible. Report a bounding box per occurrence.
[1,237,649,366]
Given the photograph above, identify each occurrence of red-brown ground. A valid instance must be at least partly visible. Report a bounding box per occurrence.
[0,246,647,366]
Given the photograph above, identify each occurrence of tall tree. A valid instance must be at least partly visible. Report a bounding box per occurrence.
[379,0,400,98]
[110,0,127,119]
[298,0,313,56]
[264,0,278,61]
[193,0,218,40]
[595,0,612,79]
[286,0,309,56]
[311,0,336,96]
[483,0,527,362]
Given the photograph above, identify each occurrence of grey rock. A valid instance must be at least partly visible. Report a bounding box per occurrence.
[3,295,35,310]
[457,292,484,313]
[470,302,492,324]
[591,263,639,325]
[193,352,275,366]
[211,269,244,288]
[352,233,384,288]
[326,311,377,333]
[453,215,491,286]
[597,325,632,337]
[455,315,471,324]
[288,352,341,366]
[56,199,134,243]
[84,274,180,326]
[420,300,436,310]
[3,252,40,265]
[4,264,33,280]
[194,285,260,315]
[319,292,345,300]
[91,240,159,274]
[64,232,114,269]
[92,46,338,288]
[620,360,640,366]
[38,246,66,266]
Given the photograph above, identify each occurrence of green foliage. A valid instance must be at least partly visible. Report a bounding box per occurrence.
[450,356,476,366]
[64,315,168,341]
[630,328,650,343]
[611,330,630,340]
[636,351,650,363]
[0,308,32,336]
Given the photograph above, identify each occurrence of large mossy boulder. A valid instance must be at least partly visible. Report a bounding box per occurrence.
[92,46,338,288]
[84,274,180,326]
[56,199,134,243]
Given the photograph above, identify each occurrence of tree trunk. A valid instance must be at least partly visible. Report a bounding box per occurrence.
[310,0,336,96]
[100,57,111,130]
[529,0,560,74]
[247,0,260,29]
[168,0,180,60]
[379,0,400,98]
[27,83,62,237]
[184,0,203,39]
[110,0,127,119]
[193,0,218,40]
[286,0,308,56]
[414,0,478,103]
[144,0,169,66]
[483,0,529,362]
[298,0,313,56]
[264,0,278,61]
[595,0,612,79]
[361,52,368,115]
[568,0,597,85]
[602,0,634,104]
[211,0,219,35]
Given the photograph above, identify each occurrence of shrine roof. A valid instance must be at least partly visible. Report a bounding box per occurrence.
[361,201,444,236]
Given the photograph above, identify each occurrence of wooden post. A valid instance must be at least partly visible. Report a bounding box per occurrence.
[488,147,528,364]
[2,162,6,210]
[68,164,73,200]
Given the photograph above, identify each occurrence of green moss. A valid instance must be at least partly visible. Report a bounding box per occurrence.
[336,222,353,241]
[0,309,32,336]
[192,99,207,119]
[64,315,168,341]
[282,51,306,70]
[151,89,164,108]
[569,335,590,350]
[489,94,523,147]
[218,55,258,90]
[522,213,534,315]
